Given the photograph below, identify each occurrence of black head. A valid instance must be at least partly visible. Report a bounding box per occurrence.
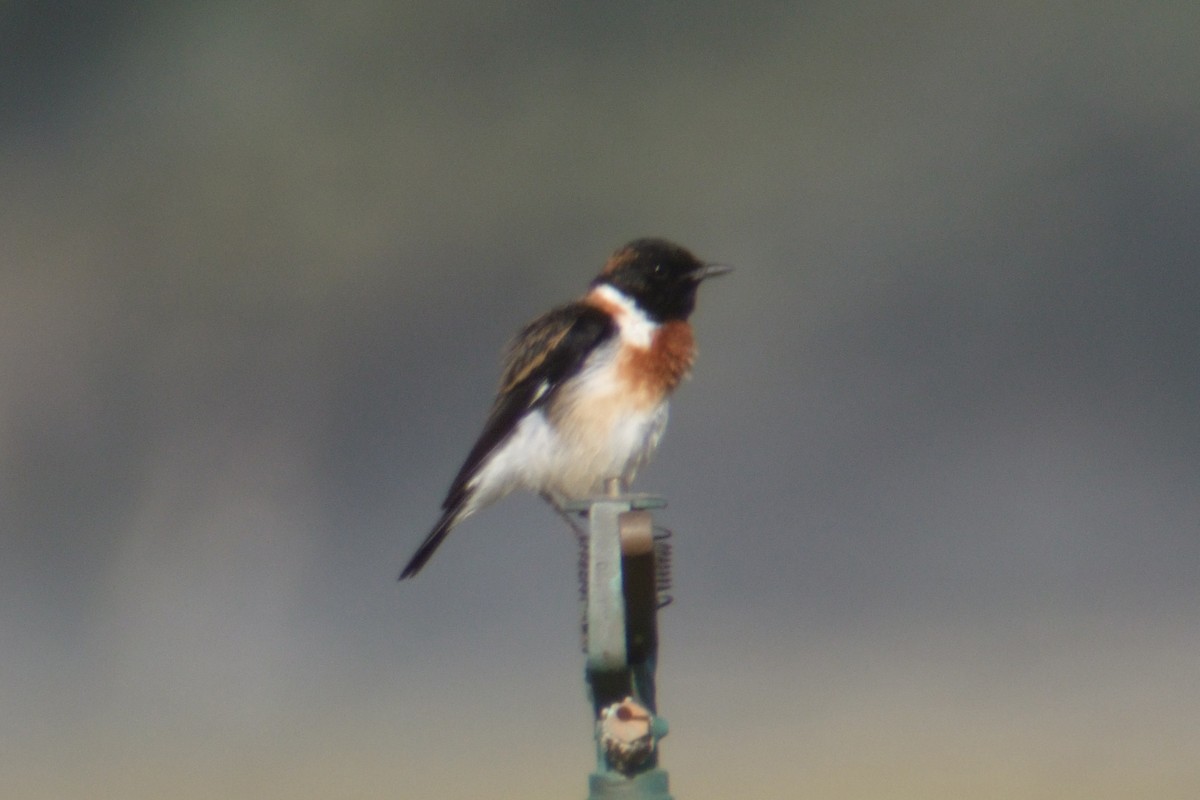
[593,238,731,322]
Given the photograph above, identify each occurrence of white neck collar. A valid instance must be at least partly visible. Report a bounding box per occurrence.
[592,283,656,348]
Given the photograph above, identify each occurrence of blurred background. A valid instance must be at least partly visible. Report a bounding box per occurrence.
[3,2,1198,798]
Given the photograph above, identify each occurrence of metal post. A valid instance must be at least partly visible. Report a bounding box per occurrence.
[566,489,672,800]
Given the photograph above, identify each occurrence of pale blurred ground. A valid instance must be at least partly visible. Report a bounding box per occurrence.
[2,3,1198,798]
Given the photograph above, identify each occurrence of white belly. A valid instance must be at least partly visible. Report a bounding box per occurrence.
[464,335,673,511]
[467,400,668,506]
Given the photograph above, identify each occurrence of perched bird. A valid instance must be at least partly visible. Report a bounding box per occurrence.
[399,238,729,579]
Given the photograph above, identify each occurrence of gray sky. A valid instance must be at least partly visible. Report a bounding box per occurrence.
[3,3,1198,798]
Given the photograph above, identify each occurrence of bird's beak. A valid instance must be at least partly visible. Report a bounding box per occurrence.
[693,263,733,281]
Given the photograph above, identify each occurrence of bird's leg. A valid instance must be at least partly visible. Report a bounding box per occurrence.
[540,491,587,541]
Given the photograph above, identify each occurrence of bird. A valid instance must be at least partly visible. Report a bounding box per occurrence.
[399,237,730,580]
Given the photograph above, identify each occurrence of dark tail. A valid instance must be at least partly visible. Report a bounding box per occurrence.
[399,504,463,580]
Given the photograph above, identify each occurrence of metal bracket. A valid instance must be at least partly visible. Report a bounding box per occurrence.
[568,486,673,799]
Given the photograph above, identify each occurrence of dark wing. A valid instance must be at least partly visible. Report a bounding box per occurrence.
[440,301,615,511]
[400,302,613,580]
